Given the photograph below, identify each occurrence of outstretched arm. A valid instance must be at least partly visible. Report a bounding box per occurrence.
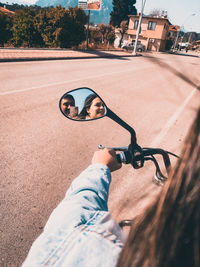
[44,149,121,230]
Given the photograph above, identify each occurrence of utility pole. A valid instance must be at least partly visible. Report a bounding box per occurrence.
[174,29,180,50]
[86,10,90,50]
[132,0,147,55]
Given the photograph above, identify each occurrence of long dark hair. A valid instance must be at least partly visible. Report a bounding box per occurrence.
[79,94,97,119]
[117,108,200,267]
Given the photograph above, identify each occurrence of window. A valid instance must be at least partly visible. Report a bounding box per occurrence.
[133,20,141,33]
[134,20,139,30]
[148,21,157,30]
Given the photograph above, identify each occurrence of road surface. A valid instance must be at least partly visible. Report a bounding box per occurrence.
[0,52,199,266]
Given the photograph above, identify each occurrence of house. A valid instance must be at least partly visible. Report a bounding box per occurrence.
[168,25,180,38]
[115,13,176,51]
[127,14,172,51]
[192,40,200,52]
[168,25,180,46]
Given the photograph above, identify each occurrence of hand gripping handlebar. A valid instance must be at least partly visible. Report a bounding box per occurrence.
[98,144,179,185]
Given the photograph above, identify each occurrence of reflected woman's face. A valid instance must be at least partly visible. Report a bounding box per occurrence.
[87,97,105,119]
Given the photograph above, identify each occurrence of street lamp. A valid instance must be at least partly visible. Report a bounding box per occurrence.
[132,0,147,55]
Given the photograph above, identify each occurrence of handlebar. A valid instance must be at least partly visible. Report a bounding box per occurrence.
[99,144,179,185]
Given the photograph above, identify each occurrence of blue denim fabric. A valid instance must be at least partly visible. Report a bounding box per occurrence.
[22,164,126,267]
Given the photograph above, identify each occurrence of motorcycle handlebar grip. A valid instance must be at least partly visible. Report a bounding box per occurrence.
[116,154,122,163]
[116,152,132,164]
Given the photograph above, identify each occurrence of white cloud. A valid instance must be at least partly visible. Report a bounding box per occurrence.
[23,0,37,3]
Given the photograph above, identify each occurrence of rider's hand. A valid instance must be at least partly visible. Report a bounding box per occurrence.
[92,148,122,172]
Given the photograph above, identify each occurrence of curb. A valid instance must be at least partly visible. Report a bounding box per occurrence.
[0,54,139,63]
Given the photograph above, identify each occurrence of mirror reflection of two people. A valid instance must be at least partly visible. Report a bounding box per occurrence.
[61,93,106,120]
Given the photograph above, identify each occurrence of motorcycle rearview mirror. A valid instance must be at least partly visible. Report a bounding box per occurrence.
[59,87,137,146]
[59,87,107,121]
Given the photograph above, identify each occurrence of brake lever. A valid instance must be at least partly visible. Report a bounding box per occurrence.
[98,144,128,151]
[145,156,167,186]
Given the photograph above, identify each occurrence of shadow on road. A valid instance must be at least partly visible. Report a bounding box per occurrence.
[78,49,132,61]
[170,51,199,58]
[144,54,200,91]
[0,49,133,62]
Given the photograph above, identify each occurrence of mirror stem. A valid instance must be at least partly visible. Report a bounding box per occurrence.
[106,108,137,146]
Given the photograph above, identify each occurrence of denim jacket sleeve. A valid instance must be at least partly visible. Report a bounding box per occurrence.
[66,163,111,210]
[22,164,126,267]
[42,163,112,233]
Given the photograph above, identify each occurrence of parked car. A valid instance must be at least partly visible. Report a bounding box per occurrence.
[122,41,145,52]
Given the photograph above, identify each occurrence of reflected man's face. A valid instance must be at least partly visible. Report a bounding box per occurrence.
[61,97,75,116]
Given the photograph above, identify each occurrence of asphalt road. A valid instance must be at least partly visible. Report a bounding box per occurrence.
[0,53,199,266]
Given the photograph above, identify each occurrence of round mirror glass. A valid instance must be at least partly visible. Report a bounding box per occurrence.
[59,87,107,121]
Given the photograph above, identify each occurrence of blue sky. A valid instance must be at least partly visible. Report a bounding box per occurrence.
[4,0,200,32]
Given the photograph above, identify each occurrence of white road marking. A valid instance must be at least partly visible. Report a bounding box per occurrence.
[150,88,196,147]
[0,65,146,96]
[0,80,80,96]
[109,88,197,207]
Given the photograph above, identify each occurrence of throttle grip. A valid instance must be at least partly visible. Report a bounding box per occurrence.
[116,151,132,164]
[116,154,122,163]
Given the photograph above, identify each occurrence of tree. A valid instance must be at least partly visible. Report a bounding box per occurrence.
[110,0,137,27]
[11,8,44,47]
[5,5,87,48]
[90,28,102,45]
[35,6,87,48]
[118,20,128,47]
[0,13,13,46]
[104,25,115,46]
[99,23,108,43]
[98,23,115,46]
[60,7,87,48]
[89,24,115,48]
[35,6,66,47]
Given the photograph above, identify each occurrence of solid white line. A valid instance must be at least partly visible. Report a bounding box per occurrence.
[109,88,197,205]
[150,88,196,147]
[0,80,77,96]
[0,73,114,96]
[0,65,144,96]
